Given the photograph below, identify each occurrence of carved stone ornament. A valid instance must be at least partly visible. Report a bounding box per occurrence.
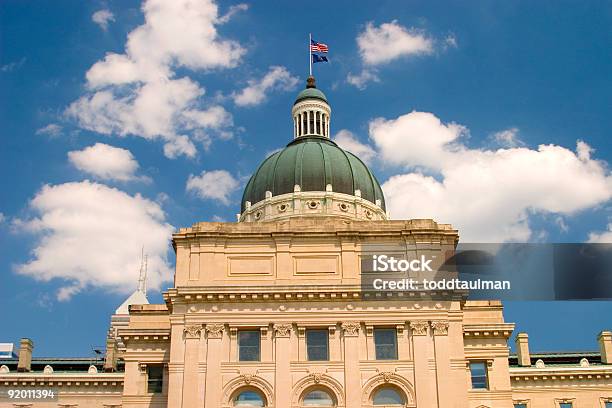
[274,323,292,338]
[431,320,449,336]
[241,374,254,384]
[205,323,225,339]
[409,320,429,336]
[381,371,393,382]
[341,322,360,336]
[183,325,203,339]
[311,373,323,384]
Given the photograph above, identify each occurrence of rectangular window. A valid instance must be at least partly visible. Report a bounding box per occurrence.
[238,330,260,361]
[559,403,572,408]
[469,362,488,389]
[514,404,527,408]
[374,328,398,360]
[147,365,164,393]
[605,402,612,408]
[306,329,329,361]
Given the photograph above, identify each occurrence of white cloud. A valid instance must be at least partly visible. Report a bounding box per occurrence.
[35,123,62,138]
[588,223,612,243]
[233,66,299,107]
[67,0,244,158]
[444,34,458,49]
[357,21,433,66]
[68,143,148,182]
[346,69,379,90]
[371,111,612,242]
[333,129,376,165]
[492,127,523,147]
[186,170,239,205]
[0,213,5,224]
[1,57,26,72]
[92,9,115,31]
[15,181,174,301]
[218,3,248,24]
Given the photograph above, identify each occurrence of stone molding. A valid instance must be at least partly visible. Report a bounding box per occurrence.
[292,372,345,407]
[239,189,387,223]
[361,371,416,405]
[273,323,292,338]
[205,323,225,339]
[431,320,449,336]
[341,322,360,336]
[183,325,202,340]
[409,320,429,336]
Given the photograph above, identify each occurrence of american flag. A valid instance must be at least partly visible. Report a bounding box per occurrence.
[310,40,329,53]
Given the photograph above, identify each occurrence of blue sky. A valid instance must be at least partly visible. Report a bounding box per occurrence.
[1,0,611,356]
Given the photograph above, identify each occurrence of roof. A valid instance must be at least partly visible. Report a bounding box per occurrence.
[294,87,327,104]
[241,136,386,212]
[508,351,602,367]
[115,289,149,315]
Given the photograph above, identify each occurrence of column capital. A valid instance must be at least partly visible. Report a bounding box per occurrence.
[273,323,292,338]
[431,320,449,336]
[409,320,429,336]
[341,321,360,337]
[183,324,203,339]
[205,323,225,339]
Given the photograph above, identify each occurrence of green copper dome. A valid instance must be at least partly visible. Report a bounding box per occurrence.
[241,136,386,213]
[294,87,328,104]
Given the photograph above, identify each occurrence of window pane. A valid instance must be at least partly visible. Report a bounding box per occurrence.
[374,328,398,360]
[303,390,334,406]
[239,330,260,361]
[559,404,572,408]
[307,329,329,361]
[514,404,527,408]
[147,365,163,393]
[605,402,612,408]
[234,390,265,407]
[372,387,404,405]
[469,362,488,389]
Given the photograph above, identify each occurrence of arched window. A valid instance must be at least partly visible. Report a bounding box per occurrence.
[302,388,335,406]
[372,386,405,406]
[233,389,266,407]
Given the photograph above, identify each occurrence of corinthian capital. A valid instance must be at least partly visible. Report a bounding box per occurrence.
[273,323,292,338]
[341,322,360,337]
[431,320,449,336]
[409,320,429,336]
[205,323,225,339]
[183,325,202,339]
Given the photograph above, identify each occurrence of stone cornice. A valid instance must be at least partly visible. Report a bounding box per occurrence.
[118,329,171,342]
[0,373,124,387]
[510,365,612,382]
[463,323,515,339]
[164,286,466,304]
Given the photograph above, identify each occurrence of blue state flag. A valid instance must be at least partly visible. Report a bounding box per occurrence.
[312,53,329,64]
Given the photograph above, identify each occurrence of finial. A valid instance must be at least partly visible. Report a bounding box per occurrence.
[137,247,148,295]
[306,75,316,88]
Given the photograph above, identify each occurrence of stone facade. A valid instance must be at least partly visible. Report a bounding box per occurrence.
[2,218,611,408]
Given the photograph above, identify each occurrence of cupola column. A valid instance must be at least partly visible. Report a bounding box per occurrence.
[292,76,331,139]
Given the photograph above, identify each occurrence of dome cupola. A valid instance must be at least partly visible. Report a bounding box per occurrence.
[291,76,331,139]
[239,77,387,223]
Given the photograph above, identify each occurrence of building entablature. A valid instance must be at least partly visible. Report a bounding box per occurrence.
[0,372,124,388]
[463,323,516,339]
[173,218,458,243]
[510,365,612,383]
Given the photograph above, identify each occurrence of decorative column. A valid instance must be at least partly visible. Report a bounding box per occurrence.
[341,322,361,408]
[204,323,225,408]
[431,321,452,408]
[306,111,311,135]
[274,324,293,408]
[410,320,438,408]
[182,325,202,408]
[167,319,186,407]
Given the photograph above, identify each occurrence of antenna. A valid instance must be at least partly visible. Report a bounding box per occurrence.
[137,246,148,295]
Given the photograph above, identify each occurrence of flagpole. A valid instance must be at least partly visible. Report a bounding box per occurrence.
[309,33,312,76]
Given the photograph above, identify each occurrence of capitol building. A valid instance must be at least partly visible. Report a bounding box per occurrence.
[1,77,611,408]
